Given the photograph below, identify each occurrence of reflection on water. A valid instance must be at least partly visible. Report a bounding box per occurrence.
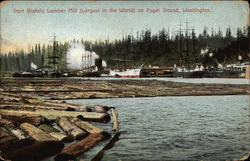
[68,95,250,161]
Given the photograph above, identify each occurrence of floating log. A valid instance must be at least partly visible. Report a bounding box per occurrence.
[38,124,71,142]
[2,141,64,161]
[110,107,119,131]
[1,138,35,153]
[70,118,103,134]
[91,132,121,161]
[6,125,29,140]
[71,105,92,112]
[54,133,106,161]
[42,101,76,111]
[20,123,58,142]
[49,132,72,142]
[55,117,88,140]
[0,118,14,127]
[0,109,111,123]
[38,124,60,133]
[2,89,112,93]
[94,105,110,113]
[0,119,30,140]
[237,152,250,161]
[0,110,47,126]
[0,129,18,147]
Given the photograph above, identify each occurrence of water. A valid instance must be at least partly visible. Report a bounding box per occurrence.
[67,95,250,161]
[78,77,250,85]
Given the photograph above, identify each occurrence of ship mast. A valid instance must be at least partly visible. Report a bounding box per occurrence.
[177,18,193,69]
[48,34,60,72]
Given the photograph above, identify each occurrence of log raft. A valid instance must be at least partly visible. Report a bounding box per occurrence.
[0,109,111,123]
[55,117,88,140]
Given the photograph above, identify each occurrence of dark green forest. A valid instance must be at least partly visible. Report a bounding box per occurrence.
[0,26,249,73]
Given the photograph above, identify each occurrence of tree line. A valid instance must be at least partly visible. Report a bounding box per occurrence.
[0,26,249,72]
[0,42,68,72]
[86,26,249,68]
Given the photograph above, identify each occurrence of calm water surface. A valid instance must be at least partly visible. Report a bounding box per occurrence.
[67,95,250,161]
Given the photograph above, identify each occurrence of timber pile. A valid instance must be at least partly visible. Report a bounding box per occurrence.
[0,96,121,161]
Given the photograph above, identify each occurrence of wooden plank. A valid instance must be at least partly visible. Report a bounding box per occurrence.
[20,123,58,142]
[55,117,88,140]
[54,133,106,161]
[70,118,103,134]
[1,141,64,161]
[0,109,111,123]
[0,111,47,126]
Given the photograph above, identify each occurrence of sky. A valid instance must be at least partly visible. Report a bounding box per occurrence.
[0,1,249,52]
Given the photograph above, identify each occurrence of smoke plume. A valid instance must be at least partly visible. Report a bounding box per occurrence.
[66,41,106,71]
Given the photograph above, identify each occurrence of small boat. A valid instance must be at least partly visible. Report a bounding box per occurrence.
[109,65,143,78]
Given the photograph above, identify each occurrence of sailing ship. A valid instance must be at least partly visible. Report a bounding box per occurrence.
[108,33,143,78]
[173,20,205,78]
[172,20,247,78]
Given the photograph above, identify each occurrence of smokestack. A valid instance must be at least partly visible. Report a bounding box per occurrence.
[95,58,103,71]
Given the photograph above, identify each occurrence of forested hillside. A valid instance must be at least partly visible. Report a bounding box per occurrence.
[0,26,249,72]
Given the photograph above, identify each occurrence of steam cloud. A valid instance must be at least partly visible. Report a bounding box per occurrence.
[31,62,37,70]
[66,41,107,71]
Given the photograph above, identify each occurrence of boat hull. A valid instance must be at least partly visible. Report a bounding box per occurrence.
[173,71,204,78]
[203,70,245,78]
[110,68,142,78]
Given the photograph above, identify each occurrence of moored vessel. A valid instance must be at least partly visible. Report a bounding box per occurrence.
[109,65,143,78]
